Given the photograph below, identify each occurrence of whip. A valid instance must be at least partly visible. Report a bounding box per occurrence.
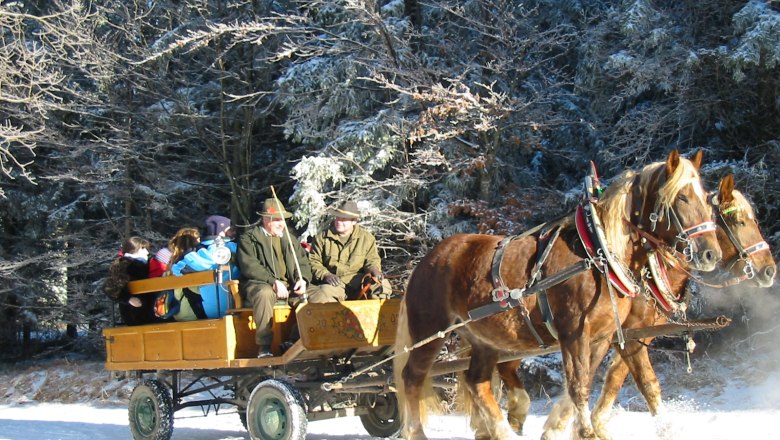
[270,186,307,302]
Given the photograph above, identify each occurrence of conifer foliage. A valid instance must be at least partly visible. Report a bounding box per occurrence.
[0,0,778,356]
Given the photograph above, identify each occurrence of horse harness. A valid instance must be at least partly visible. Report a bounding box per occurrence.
[471,164,723,349]
[471,168,642,348]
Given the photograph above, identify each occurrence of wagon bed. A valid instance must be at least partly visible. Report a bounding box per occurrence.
[103,268,404,440]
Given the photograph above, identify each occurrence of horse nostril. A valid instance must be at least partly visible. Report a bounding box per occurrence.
[701,249,719,266]
[764,265,776,281]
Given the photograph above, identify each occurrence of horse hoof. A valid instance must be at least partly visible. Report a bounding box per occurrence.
[508,420,524,435]
[577,427,597,439]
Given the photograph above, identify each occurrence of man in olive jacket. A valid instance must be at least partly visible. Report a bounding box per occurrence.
[237,198,318,357]
[309,200,392,302]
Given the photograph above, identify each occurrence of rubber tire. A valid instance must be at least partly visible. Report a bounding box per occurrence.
[246,379,307,440]
[128,379,174,440]
[238,410,248,431]
[359,393,402,438]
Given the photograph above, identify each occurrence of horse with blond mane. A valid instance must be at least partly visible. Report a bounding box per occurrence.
[394,150,722,440]
[488,173,776,440]
[577,174,774,439]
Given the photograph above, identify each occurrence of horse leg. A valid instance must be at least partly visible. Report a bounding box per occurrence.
[618,339,663,415]
[591,346,631,440]
[400,338,445,440]
[562,334,619,440]
[464,344,518,440]
[541,391,575,440]
[544,338,614,440]
[497,360,530,435]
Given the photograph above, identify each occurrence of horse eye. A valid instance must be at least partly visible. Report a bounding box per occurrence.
[677,194,689,204]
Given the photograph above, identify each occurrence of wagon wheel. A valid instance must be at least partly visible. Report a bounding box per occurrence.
[359,392,402,438]
[236,375,267,432]
[246,379,307,440]
[128,379,174,440]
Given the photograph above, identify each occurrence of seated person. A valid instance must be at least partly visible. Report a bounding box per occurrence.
[148,227,201,277]
[237,198,321,358]
[167,216,239,319]
[103,236,161,325]
[310,201,392,301]
[170,216,239,278]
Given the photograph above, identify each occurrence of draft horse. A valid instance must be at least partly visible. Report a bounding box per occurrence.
[394,150,722,440]
[493,173,777,440]
[581,173,776,439]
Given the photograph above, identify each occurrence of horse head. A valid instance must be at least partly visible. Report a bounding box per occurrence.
[632,150,722,272]
[711,174,776,288]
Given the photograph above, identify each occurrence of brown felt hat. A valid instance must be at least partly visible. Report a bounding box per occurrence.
[327,200,361,220]
[257,198,293,219]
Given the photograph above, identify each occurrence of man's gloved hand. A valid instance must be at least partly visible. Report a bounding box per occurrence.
[323,273,341,286]
[367,266,383,281]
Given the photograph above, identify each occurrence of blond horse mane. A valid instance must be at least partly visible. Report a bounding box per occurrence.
[597,157,705,261]
[722,189,756,221]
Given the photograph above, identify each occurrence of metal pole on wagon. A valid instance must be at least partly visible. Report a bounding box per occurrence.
[270,186,307,303]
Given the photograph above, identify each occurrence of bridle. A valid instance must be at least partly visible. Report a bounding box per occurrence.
[630,173,717,268]
[707,193,771,286]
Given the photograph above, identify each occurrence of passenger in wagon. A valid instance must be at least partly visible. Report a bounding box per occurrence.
[309,201,392,302]
[148,227,201,277]
[237,198,321,358]
[170,216,239,278]
[164,216,239,320]
[103,236,158,325]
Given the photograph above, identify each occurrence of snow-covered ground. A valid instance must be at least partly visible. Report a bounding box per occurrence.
[1,287,778,439]
[1,345,778,440]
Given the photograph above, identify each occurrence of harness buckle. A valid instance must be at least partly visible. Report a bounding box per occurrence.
[682,243,695,262]
[742,261,756,280]
[492,288,509,302]
[649,212,659,231]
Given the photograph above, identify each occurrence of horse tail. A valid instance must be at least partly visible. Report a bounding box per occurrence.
[393,298,441,436]
[393,298,412,433]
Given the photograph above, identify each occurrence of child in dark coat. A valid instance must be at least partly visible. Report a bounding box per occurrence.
[103,236,160,325]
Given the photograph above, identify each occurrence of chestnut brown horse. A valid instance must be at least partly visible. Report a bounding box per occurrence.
[583,174,776,439]
[394,150,722,440]
[533,173,776,440]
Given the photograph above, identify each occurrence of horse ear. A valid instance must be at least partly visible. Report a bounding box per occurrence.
[665,149,681,175]
[690,149,704,170]
[719,174,735,205]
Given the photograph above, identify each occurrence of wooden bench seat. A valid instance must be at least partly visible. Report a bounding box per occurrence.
[127,266,242,308]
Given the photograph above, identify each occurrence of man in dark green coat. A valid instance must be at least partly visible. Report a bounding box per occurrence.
[309,200,392,302]
[237,197,318,357]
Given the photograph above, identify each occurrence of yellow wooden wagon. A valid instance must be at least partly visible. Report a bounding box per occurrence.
[103,266,730,440]
[103,266,402,440]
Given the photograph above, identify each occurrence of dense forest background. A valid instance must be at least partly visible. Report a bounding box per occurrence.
[1,0,778,359]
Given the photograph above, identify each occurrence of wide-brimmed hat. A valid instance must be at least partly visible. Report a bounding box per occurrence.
[327,200,360,220]
[258,198,293,219]
[204,215,231,237]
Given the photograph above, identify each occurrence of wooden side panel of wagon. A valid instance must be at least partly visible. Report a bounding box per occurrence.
[103,313,257,371]
[103,298,402,371]
[296,298,400,351]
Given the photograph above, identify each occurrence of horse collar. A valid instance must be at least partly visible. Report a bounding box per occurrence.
[575,201,640,298]
[643,250,687,315]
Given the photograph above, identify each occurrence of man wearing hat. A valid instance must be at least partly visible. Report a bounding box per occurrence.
[309,200,392,302]
[237,198,317,357]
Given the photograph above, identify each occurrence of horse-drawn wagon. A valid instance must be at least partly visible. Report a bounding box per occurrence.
[102,265,733,440]
[103,266,403,440]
